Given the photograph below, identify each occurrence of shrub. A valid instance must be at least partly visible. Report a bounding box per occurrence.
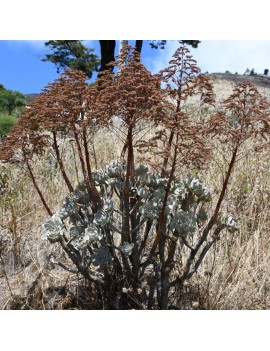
[0,113,16,139]
[1,45,270,309]
[0,89,26,117]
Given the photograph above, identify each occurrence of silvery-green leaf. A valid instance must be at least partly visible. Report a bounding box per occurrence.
[170,210,197,234]
[120,242,134,256]
[151,196,163,210]
[153,188,165,201]
[103,199,114,213]
[59,198,77,219]
[139,204,158,220]
[165,194,178,215]
[135,164,148,176]
[69,224,83,239]
[94,209,109,227]
[139,173,159,188]
[157,178,168,187]
[91,246,112,266]
[105,178,117,186]
[137,186,151,199]
[41,214,64,243]
[173,182,186,197]
[71,188,90,206]
[93,170,109,185]
[76,224,102,250]
[115,180,124,190]
[105,160,122,178]
[223,215,238,233]
[197,208,208,222]
[185,175,211,201]
[76,181,87,192]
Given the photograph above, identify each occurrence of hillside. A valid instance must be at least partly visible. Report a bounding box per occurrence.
[24,93,39,104]
[210,72,270,88]
[207,73,270,105]
[24,73,270,105]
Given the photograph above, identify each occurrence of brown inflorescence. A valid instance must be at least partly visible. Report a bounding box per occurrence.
[206,81,270,150]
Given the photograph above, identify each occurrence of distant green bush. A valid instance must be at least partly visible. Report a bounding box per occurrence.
[0,85,26,117]
[0,113,16,138]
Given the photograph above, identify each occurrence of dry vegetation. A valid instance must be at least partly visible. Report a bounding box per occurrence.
[1,49,270,309]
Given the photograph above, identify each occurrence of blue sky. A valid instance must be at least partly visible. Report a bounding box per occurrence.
[1,40,270,94]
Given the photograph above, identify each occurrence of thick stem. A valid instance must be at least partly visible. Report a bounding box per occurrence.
[139,142,177,284]
[135,40,143,54]
[122,125,134,244]
[72,123,87,181]
[52,131,74,193]
[98,40,116,75]
[152,141,178,255]
[82,128,102,210]
[24,154,52,216]
[161,131,174,178]
[172,146,239,288]
[59,237,104,285]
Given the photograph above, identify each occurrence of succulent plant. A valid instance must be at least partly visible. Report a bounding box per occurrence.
[120,242,134,256]
[69,224,83,239]
[135,164,148,176]
[76,224,103,250]
[139,203,159,220]
[165,194,179,215]
[103,199,114,213]
[170,209,197,234]
[219,214,238,233]
[94,209,109,227]
[92,169,109,186]
[91,246,112,266]
[41,214,64,243]
[105,160,122,178]
[58,198,77,220]
[137,186,152,199]
[185,174,211,202]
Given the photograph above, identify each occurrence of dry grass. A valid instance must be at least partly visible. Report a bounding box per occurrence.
[1,77,270,309]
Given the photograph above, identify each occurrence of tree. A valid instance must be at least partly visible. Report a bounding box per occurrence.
[0,113,16,139]
[0,87,26,116]
[42,40,100,79]
[149,40,200,49]
[42,40,200,78]
[98,40,200,76]
[98,40,143,76]
[264,69,269,76]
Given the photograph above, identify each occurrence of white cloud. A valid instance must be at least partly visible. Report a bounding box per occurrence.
[189,41,270,75]
[144,41,180,74]
[3,40,47,53]
[147,41,270,76]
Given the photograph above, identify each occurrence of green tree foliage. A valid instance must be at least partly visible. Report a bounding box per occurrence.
[0,112,16,139]
[149,40,200,49]
[0,85,26,116]
[42,40,100,79]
